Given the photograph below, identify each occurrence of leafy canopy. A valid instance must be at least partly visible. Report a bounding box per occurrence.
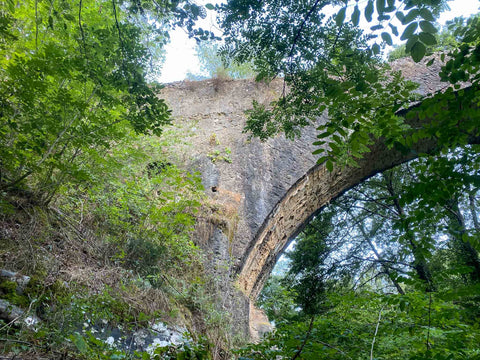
[0,0,213,202]
[218,0,480,168]
[187,40,256,80]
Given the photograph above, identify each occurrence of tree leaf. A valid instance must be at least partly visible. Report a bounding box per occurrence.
[419,20,438,34]
[372,43,381,55]
[326,160,333,172]
[316,156,328,164]
[389,23,398,36]
[365,0,374,22]
[351,5,360,26]
[401,22,418,41]
[419,31,437,46]
[6,0,15,13]
[403,9,419,25]
[395,11,404,23]
[317,131,331,139]
[336,7,347,27]
[406,35,419,52]
[411,41,426,62]
[381,32,393,45]
[63,13,75,21]
[205,3,215,10]
[71,333,88,354]
[419,8,434,21]
[376,0,386,14]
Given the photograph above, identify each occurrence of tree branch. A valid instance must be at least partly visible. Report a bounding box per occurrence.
[370,306,384,360]
[291,316,315,360]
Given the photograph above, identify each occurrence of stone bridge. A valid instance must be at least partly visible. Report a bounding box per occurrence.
[160,58,479,336]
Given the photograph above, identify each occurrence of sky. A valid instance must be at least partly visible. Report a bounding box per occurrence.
[159,0,480,83]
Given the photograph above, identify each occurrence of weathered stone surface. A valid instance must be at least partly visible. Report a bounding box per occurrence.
[0,299,40,329]
[249,302,274,342]
[192,155,219,190]
[161,79,318,271]
[80,320,187,354]
[0,269,30,295]
[161,79,318,338]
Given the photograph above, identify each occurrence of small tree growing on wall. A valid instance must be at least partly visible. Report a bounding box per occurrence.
[187,40,256,80]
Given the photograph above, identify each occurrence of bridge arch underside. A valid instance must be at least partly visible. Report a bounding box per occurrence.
[237,110,480,301]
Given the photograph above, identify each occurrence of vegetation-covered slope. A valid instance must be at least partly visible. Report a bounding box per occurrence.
[0,0,238,358]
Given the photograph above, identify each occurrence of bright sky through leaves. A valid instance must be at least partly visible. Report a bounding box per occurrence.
[159,0,480,83]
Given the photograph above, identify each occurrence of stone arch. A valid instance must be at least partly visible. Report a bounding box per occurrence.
[159,63,479,337]
[160,59,479,304]
[236,99,480,300]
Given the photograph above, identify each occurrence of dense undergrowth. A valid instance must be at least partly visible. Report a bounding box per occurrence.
[0,130,241,359]
[0,0,244,357]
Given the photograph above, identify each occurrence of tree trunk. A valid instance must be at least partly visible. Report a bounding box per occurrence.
[383,171,435,291]
[358,222,406,295]
[445,197,480,282]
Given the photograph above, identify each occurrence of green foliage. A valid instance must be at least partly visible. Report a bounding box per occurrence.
[207,147,232,163]
[149,336,213,360]
[0,0,172,202]
[69,330,214,360]
[247,146,480,359]
[0,0,217,203]
[55,134,205,291]
[70,332,127,359]
[206,133,233,163]
[220,1,480,168]
[257,275,297,323]
[242,290,480,359]
[237,18,420,166]
[389,16,472,60]
[0,280,28,307]
[0,0,233,358]
[69,330,213,360]
[188,40,256,80]
[0,94,212,357]
[283,209,336,316]
[0,120,236,358]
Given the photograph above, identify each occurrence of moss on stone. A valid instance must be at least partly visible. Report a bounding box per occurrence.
[0,279,28,307]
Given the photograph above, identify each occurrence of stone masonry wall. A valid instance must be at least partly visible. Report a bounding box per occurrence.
[159,57,478,336]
